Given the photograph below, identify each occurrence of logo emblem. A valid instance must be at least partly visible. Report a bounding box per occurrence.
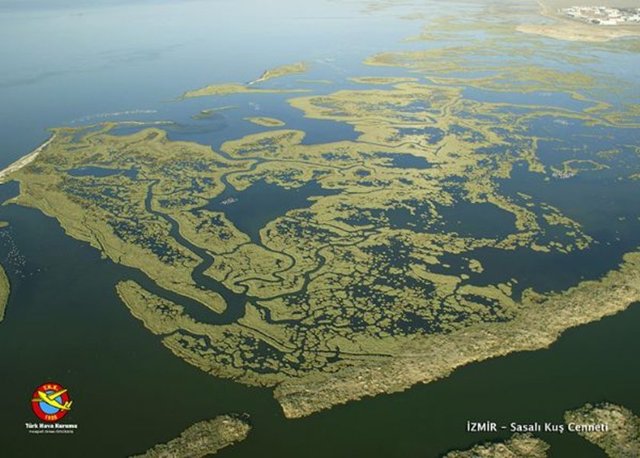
[31,382,73,422]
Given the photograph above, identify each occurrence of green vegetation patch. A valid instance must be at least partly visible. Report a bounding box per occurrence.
[244,117,286,127]
[183,83,308,99]
[249,62,308,85]
[565,403,640,457]
[0,265,9,322]
[444,434,549,458]
[130,414,251,458]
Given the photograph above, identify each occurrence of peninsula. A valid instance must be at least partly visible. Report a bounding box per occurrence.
[247,62,308,85]
[183,62,309,98]
[0,265,9,322]
[131,414,251,458]
[565,403,640,457]
[444,434,549,458]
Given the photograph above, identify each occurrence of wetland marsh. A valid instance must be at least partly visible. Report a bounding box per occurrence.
[1,0,639,456]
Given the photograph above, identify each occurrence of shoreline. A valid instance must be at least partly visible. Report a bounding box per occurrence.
[517,0,640,42]
[0,265,9,322]
[0,120,172,185]
[0,134,56,184]
[275,252,640,417]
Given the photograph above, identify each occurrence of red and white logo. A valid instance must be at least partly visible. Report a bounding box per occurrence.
[30,382,73,422]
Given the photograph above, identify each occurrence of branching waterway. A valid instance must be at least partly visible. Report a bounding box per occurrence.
[144,179,249,324]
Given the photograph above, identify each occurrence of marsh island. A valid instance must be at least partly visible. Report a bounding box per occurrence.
[565,403,640,457]
[131,414,251,458]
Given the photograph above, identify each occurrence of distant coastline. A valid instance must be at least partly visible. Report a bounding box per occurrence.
[518,1,640,41]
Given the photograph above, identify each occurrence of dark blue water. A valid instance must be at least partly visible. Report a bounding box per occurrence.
[376,152,432,169]
[464,88,593,111]
[206,179,340,244]
[69,166,138,178]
